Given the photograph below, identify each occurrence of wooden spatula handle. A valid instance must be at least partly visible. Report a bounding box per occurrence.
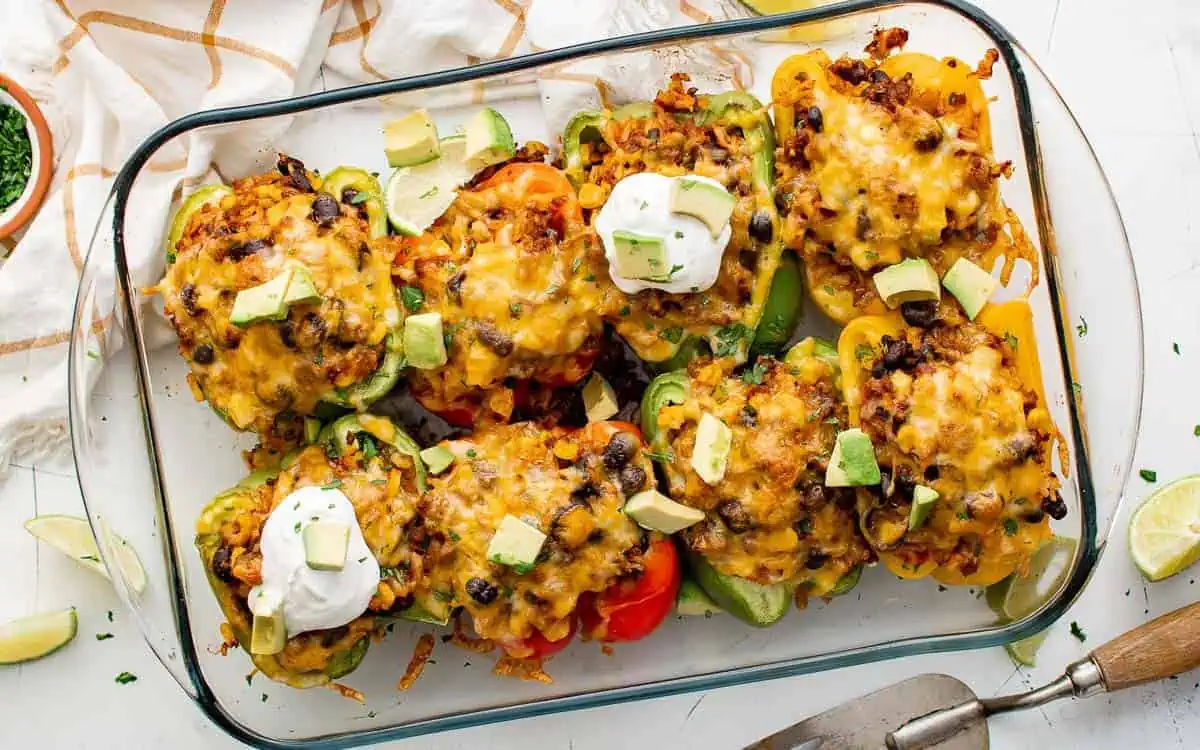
[1091,601,1200,691]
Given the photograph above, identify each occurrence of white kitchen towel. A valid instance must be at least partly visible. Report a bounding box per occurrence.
[0,0,747,479]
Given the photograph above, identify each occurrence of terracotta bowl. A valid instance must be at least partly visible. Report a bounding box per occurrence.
[0,73,54,240]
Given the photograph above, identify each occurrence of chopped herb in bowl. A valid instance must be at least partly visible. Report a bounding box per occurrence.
[0,104,32,213]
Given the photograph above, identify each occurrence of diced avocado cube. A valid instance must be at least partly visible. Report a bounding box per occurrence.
[248,594,286,655]
[669,176,735,238]
[419,445,455,475]
[623,489,706,534]
[942,258,998,320]
[384,109,441,168]
[303,417,321,445]
[825,428,881,487]
[691,412,732,486]
[909,484,939,530]
[230,269,293,327]
[463,107,516,170]
[403,312,448,370]
[612,230,670,281]
[303,521,351,571]
[676,578,723,617]
[872,258,941,308]
[283,265,321,306]
[486,515,546,573]
[582,373,619,423]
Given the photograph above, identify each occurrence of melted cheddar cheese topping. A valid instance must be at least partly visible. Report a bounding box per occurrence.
[855,320,1057,585]
[773,50,1037,323]
[420,423,647,648]
[656,349,871,594]
[154,165,397,434]
[391,160,607,423]
[198,438,425,676]
[574,76,776,362]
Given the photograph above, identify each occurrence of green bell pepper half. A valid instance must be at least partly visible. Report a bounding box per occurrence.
[684,548,791,628]
[164,184,232,264]
[318,331,405,412]
[750,251,803,356]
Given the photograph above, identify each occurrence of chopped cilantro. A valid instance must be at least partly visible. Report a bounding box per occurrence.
[370,478,387,485]
[674,231,684,239]
[713,323,751,358]
[643,449,675,464]
[1139,469,1157,483]
[1069,621,1087,642]
[95,633,114,641]
[418,186,439,200]
[466,448,477,458]
[1194,425,1200,437]
[1003,332,1019,350]
[1002,518,1018,536]
[1173,342,1181,355]
[618,305,631,317]
[666,264,685,280]
[293,521,302,533]
[115,672,138,685]
[261,693,269,702]
[322,479,343,490]
[348,191,371,205]
[0,104,32,212]
[400,286,424,312]
[659,326,683,344]
[741,362,768,385]
[1076,316,1087,337]
[854,343,874,362]
[509,302,522,317]
[447,530,461,542]
[79,555,99,563]
[107,611,114,622]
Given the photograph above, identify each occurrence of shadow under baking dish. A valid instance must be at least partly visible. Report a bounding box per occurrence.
[67,0,1142,746]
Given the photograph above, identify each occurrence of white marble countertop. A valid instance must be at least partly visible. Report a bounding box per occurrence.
[2,0,1198,747]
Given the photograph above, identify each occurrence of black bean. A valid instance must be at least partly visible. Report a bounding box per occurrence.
[923,464,940,481]
[210,546,235,582]
[447,269,466,304]
[748,210,773,243]
[193,343,214,365]
[856,212,871,240]
[900,300,939,328]
[602,432,638,470]
[869,69,891,83]
[879,335,924,372]
[278,320,297,349]
[226,238,268,262]
[717,500,752,533]
[340,187,359,204]
[180,283,199,316]
[1041,492,1069,520]
[475,322,513,356]
[805,553,829,570]
[392,594,415,612]
[774,191,791,214]
[465,577,499,605]
[1022,506,1046,524]
[739,405,758,427]
[571,481,600,502]
[312,193,340,226]
[796,482,824,508]
[914,127,943,152]
[707,146,729,164]
[806,105,824,133]
[277,155,313,192]
[619,465,646,495]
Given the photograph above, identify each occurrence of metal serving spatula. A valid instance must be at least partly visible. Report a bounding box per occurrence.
[748,601,1200,749]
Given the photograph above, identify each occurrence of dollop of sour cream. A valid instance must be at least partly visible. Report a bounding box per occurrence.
[594,172,732,295]
[250,485,380,636]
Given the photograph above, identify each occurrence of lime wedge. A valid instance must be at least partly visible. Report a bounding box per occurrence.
[384,135,474,237]
[1004,630,1047,667]
[986,536,1077,620]
[741,0,857,43]
[25,515,148,595]
[0,608,78,664]
[1129,474,1200,581]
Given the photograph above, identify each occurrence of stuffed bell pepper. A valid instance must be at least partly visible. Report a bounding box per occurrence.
[389,145,607,427]
[771,32,1037,323]
[641,338,872,626]
[154,157,402,437]
[418,421,679,660]
[563,74,800,366]
[838,298,1063,586]
[195,414,438,687]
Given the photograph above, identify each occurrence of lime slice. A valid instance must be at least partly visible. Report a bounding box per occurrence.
[0,608,78,664]
[1129,474,1200,581]
[986,536,1077,620]
[25,515,148,595]
[741,0,857,43]
[384,135,474,237]
[1004,630,1047,667]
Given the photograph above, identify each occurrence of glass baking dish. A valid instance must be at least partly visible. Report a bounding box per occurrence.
[67,0,1142,746]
